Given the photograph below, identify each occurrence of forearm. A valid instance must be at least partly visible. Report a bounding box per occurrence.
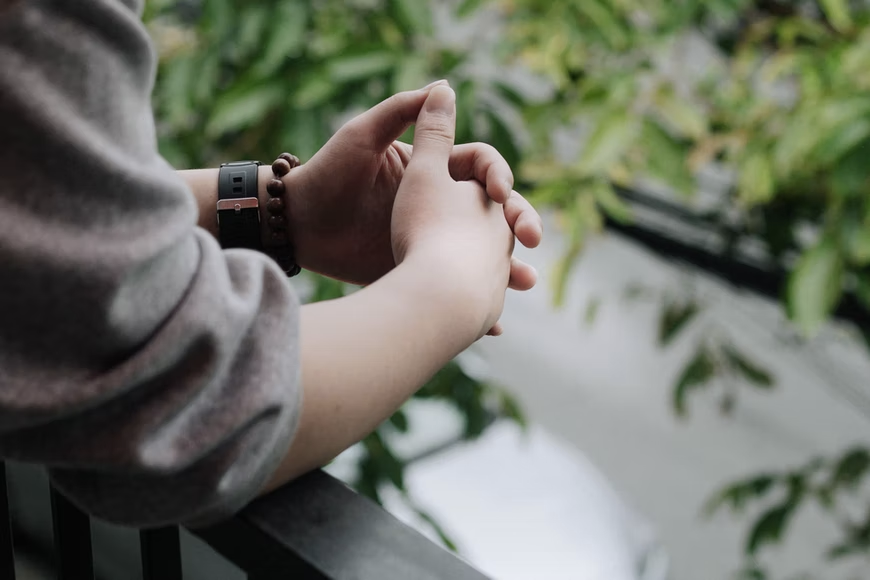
[261,251,485,493]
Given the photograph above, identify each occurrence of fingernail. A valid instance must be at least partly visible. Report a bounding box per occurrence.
[425,85,455,114]
[421,79,450,91]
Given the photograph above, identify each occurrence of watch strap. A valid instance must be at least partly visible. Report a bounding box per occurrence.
[217,162,262,251]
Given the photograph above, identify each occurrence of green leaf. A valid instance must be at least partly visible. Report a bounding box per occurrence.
[253,0,308,78]
[818,0,852,32]
[774,114,817,178]
[158,55,196,127]
[827,541,862,561]
[327,51,398,84]
[364,433,405,491]
[392,54,429,93]
[654,88,708,140]
[576,0,629,50]
[455,79,478,145]
[734,566,768,580]
[233,5,270,62]
[830,448,870,491]
[787,239,844,336]
[641,120,695,195]
[578,114,637,175]
[856,275,870,310]
[389,0,433,35]
[192,53,221,107]
[550,189,599,308]
[591,181,632,224]
[201,0,232,40]
[846,228,870,266]
[584,297,601,326]
[552,239,583,307]
[414,507,459,552]
[388,410,409,433]
[724,346,774,389]
[746,502,795,555]
[658,301,699,346]
[816,119,870,168]
[292,71,339,110]
[354,456,384,504]
[861,327,870,355]
[830,138,870,198]
[463,394,489,439]
[738,152,775,206]
[494,82,528,108]
[673,346,716,417]
[499,391,528,430]
[487,111,522,170]
[456,0,487,18]
[705,476,777,517]
[206,81,285,137]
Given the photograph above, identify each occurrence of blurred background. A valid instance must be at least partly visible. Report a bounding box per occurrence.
[22,1,870,579]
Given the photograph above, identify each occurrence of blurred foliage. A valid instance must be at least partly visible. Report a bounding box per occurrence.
[504,0,870,334]
[493,0,870,575]
[144,0,870,573]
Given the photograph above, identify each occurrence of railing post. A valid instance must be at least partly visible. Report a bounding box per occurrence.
[50,486,94,580]
[0,462,15,580]
[140,526,183,580]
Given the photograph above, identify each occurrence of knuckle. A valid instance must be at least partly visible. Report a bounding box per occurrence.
[416,124,454,145]
[340,115,366,138]
[478,143,500,159]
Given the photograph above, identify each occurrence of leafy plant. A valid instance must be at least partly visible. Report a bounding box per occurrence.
[490,0,870,575]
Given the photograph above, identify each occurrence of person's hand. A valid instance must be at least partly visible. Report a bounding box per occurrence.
[283,81,542,286]
[392,85,514,337]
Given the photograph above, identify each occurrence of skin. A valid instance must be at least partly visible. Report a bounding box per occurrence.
[182,81,542,292]
[180,84,543,491]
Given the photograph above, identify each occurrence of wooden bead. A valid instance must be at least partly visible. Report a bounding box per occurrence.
[270,231,288,245]
[266,178,285,197]
[278,152,300,168]
[274,252,295,269]
[271,158,291,177]
[268,215,288,230]
[266,197,285,215]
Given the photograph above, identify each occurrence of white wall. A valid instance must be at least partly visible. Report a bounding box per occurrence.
[467,220,870,580]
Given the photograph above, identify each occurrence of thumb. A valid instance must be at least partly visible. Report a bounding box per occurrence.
[410,85,456,170]
[338,81,449,151]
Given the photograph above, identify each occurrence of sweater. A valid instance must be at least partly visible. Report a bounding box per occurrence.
[0,0,302,527]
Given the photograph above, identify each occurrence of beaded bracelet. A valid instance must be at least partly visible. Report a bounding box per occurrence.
[264,152,302,277]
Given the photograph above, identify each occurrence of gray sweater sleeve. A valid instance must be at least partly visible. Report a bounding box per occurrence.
[0,0,303,527]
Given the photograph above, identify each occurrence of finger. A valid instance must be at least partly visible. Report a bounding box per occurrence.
[504,190,543,249]
[342,81,449,151]
[392,140,413,167]
[509,257,538,291]
[486,322,504,337]
[409,85,456,170]
[449,143,514,204]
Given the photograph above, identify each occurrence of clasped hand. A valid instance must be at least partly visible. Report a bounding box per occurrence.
[282,81,542,335]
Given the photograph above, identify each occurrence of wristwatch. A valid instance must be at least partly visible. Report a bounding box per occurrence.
[217,161,263,250]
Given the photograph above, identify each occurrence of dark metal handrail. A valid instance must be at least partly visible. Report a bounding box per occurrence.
[194,469,489,580]
[1,462,489,580]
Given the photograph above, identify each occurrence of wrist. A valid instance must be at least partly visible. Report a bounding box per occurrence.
[397,247,493,342]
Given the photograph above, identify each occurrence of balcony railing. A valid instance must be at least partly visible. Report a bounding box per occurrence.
[1,461,489,579]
